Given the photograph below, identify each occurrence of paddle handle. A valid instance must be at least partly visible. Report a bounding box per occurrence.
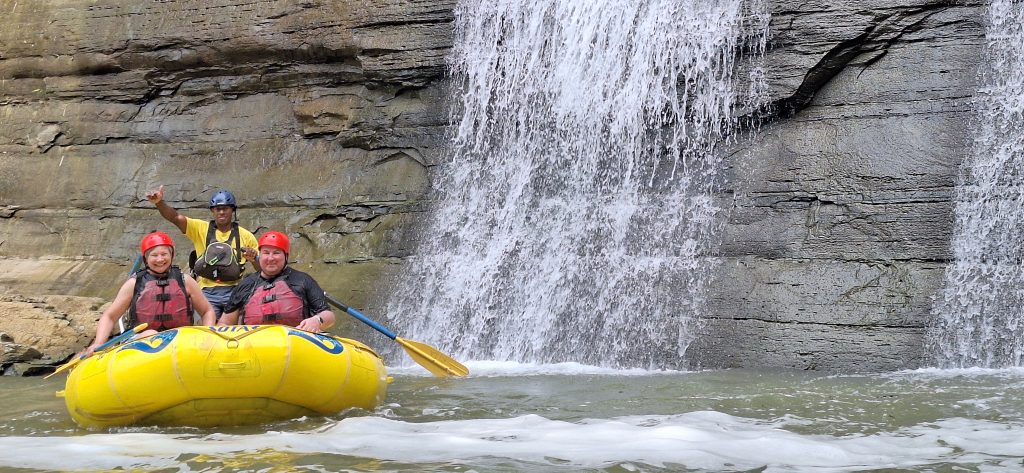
[323,293,397,340]
[129,254,143,274]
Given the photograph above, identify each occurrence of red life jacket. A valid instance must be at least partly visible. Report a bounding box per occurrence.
[242,277,305,327]
[129,266,193,331]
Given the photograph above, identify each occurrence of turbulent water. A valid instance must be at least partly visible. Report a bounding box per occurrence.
[6,366,1024,472]
[385,0,768,370]
[927,0,1024,367]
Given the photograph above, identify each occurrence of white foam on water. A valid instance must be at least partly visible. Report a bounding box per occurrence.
[3,412,1022,472]
[887,366,1024,380]
[389,359,687,377]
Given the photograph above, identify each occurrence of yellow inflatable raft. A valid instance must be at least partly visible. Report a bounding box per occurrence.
[58,325,390,428]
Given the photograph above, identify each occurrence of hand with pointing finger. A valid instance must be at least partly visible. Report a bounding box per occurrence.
[145,185,165,205]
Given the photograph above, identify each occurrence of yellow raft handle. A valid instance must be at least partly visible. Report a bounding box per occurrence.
[218,362,249,370]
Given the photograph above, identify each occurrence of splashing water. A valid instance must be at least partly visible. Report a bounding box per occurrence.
[927,1,1024,368]
[385,0,767,369]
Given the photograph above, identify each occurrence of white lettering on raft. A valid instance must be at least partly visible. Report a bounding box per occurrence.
[210,325,261,333]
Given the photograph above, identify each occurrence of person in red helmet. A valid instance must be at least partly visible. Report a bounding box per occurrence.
[82,232,216,356]
[218,231,336,333]
[144,185,260,319]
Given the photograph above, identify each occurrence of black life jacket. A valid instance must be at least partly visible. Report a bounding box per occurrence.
[191,221,243,282]
[128,266,193,331]
[241,274,306,327]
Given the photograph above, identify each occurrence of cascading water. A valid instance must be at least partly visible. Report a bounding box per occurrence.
[927,0,1024,368]
[385,0,767,369]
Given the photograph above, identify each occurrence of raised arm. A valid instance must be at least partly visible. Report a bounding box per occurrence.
[145,185,188,234]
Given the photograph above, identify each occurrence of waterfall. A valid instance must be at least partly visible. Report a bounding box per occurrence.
[927,0,1024,368]
[385,0,767,369]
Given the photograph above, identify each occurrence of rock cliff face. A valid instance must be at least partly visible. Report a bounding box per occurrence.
[694,0,985,371]
[0,0,987,372]
[0,0,455,372]
[0,295,101,375]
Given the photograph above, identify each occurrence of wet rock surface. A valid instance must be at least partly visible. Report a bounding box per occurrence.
[0,0,987,372]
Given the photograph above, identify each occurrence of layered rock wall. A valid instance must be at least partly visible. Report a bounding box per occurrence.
[694,0,984,371]
[0,0,987,372]
[0,0,454,370]
[0,0,453,302]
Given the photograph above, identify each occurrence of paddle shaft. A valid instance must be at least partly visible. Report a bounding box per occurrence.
[323,293,397,340]
[322,292,468,377]
[45,323,148,379]
[94,322,147,353]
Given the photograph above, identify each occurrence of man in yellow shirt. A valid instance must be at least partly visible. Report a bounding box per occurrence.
[145,185,260,318]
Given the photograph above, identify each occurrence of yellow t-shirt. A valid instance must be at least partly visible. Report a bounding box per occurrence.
[184,217,259,289]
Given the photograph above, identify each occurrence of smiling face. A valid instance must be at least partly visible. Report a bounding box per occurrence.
[210,205,234,229]
[258,246,288,278]
[145,245,174,274]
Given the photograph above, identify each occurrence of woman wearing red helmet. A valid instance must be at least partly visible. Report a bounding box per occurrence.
[218,231,336,333]
[82,232,217,356]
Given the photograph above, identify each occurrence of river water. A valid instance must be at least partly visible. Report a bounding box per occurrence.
[4,1,1021,472]
[4,364,1024,472]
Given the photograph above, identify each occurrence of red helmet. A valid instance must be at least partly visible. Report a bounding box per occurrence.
[258,231,290,254]
[140,231,175,256]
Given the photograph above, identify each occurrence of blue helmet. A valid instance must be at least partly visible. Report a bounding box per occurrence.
[209,190,237,209]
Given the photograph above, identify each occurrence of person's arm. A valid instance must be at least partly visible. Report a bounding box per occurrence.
[239,229,260,271]
[217,277,250,326]
[294,272,335,332]
[185,276,217,326]
[296,308,336,333]
[218,309,240,326]
[82,278,136,356]
[145,185,188,234]
[243,247,260,272]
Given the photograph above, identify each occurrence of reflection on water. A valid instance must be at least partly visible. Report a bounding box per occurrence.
[4,365,1024,472]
